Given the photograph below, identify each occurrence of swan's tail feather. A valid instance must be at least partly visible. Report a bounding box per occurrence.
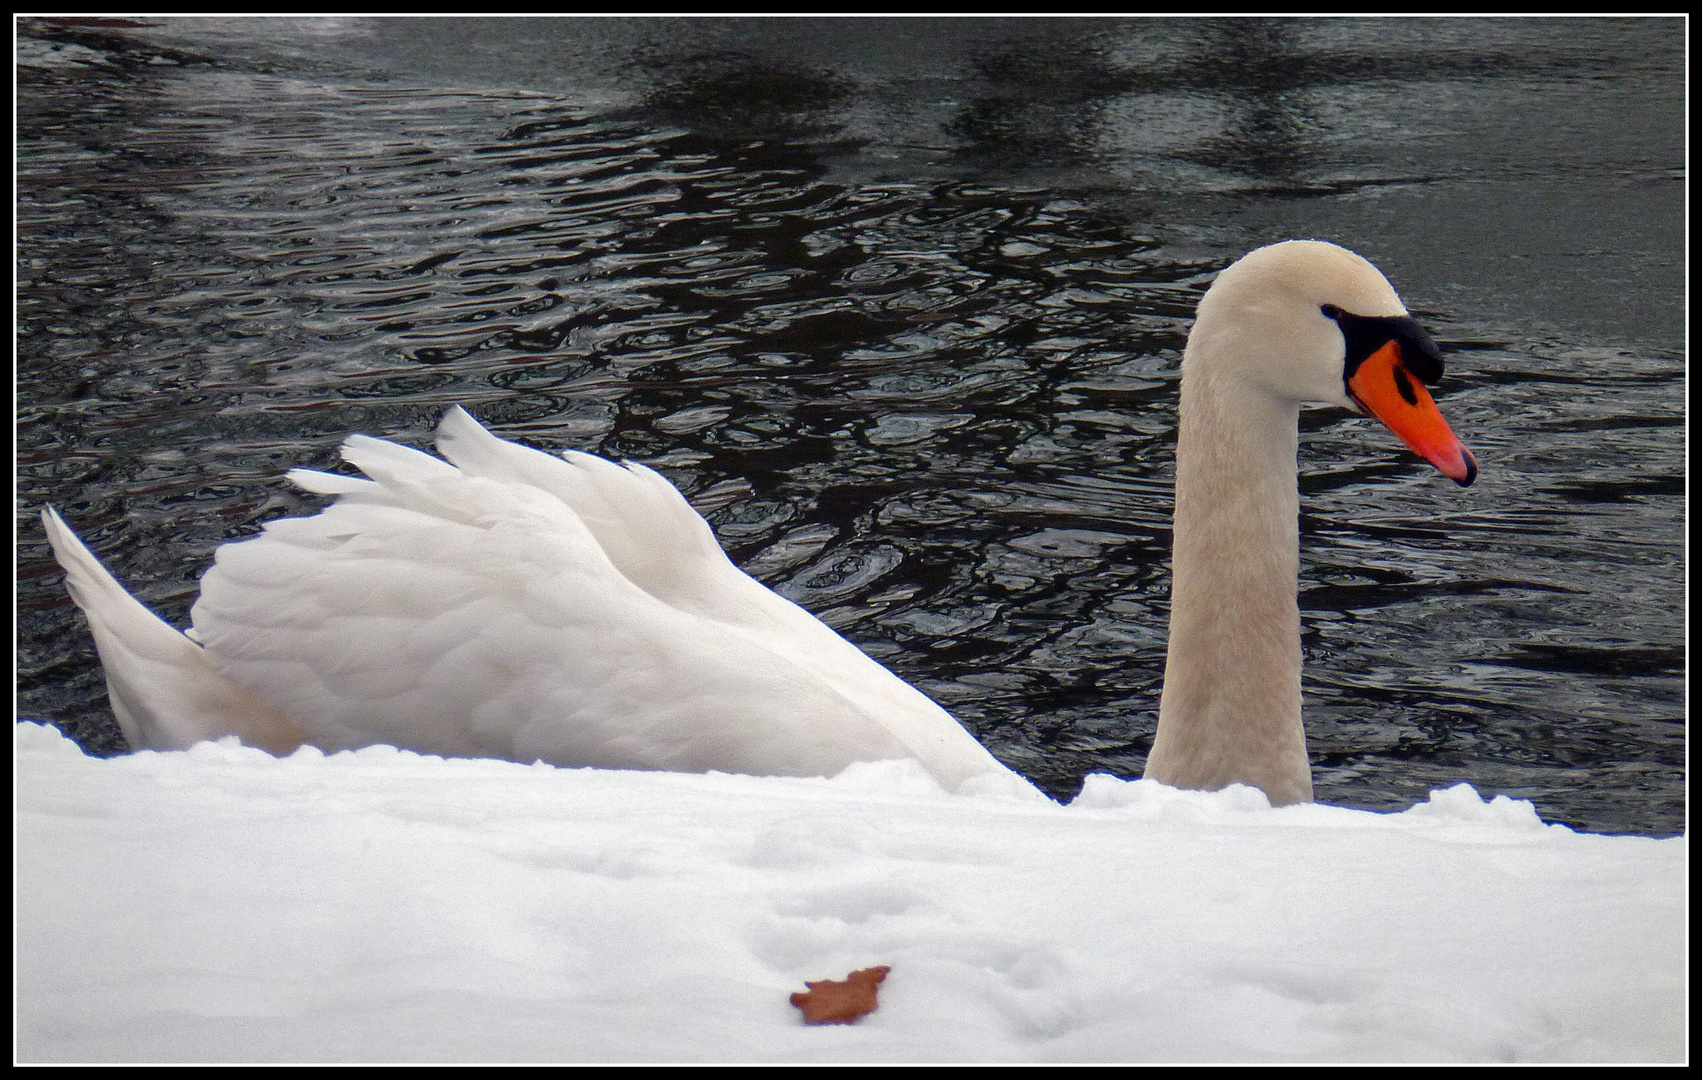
[40,508,311,755]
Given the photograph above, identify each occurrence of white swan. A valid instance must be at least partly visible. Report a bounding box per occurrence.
[42,239,1474,803]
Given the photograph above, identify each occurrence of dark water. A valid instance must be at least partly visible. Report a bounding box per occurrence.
[16,17,1684,835]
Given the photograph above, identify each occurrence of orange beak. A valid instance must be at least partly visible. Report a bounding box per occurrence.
[1346,341,1478,486]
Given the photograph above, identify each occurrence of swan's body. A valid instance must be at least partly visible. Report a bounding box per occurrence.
[42,407,1010,790]
[44,240,1474,803]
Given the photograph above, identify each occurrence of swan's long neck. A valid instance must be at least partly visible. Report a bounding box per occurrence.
[1146,360,1314,805]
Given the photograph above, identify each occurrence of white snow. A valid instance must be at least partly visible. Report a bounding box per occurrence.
[14,722,1685,1064]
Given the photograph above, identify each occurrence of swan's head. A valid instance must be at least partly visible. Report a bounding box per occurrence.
[1187,239,1477,486]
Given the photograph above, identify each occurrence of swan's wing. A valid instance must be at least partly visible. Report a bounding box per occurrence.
[189,437,916,777]
[428,407,1008,784]
[432,406,732,614]
[40,508,310,754]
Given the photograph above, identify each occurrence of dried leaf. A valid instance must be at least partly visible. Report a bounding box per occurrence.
[790,965,891,1025]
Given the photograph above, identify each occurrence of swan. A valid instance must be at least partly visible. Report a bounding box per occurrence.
[41,239,1474,803]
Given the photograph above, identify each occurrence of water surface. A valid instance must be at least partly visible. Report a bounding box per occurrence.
[16,17,1684,834]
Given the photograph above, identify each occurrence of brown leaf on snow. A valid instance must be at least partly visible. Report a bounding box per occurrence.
[790,965,891,1025]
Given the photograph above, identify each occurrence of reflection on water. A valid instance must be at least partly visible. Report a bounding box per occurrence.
[16,17,1683,835]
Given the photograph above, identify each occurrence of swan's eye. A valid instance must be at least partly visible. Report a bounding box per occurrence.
[1320,304,1343,320]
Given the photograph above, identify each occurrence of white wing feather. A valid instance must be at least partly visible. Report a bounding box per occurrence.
[166,407,1006,786]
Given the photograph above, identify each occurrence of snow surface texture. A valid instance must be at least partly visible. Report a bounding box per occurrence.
[15,722,1684,1064]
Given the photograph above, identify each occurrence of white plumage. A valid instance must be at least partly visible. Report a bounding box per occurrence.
[44,406,1014,791]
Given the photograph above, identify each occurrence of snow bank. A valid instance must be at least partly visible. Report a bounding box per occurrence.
[15,723,1685,1063]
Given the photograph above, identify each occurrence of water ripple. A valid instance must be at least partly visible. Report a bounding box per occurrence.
[15,20,1684,834]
